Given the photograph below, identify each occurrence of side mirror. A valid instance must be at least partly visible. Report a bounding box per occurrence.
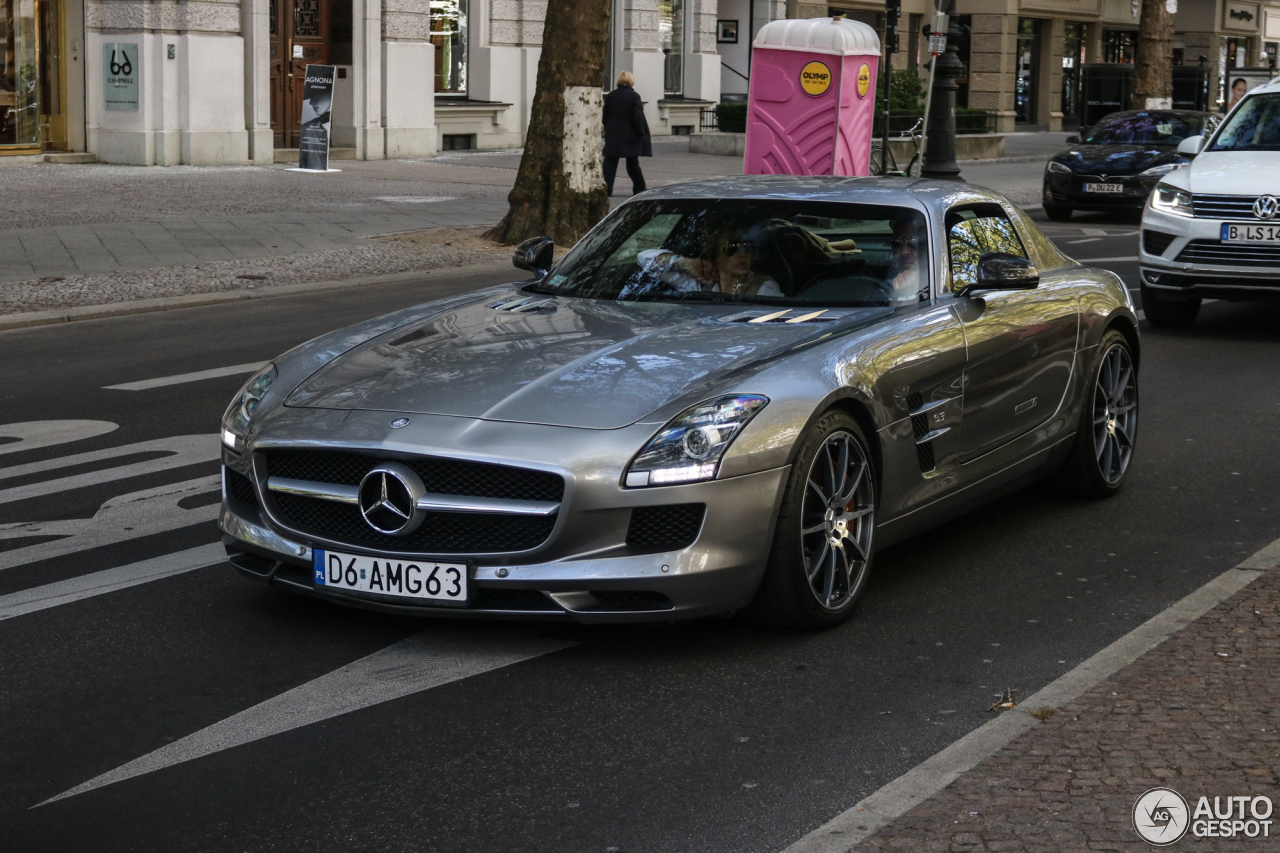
[1065,134,1080,144]
[962,252,1039,296]
[513,237,554,274]
[1177,135,1205,156]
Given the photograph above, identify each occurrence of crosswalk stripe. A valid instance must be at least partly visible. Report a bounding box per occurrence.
[36,628,577,806]
[0,544,225,622]
[103,362,267,391]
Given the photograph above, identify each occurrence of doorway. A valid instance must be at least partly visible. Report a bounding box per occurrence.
[270,0,331,148]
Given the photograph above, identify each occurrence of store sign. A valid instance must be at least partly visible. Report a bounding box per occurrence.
[103,43,139,111]
[297,64,336,171]
[1224,1,1260,31]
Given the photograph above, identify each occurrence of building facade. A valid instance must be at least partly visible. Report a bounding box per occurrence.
[2,0,1277,162]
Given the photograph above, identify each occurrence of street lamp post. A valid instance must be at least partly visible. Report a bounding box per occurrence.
[920,0,966,180]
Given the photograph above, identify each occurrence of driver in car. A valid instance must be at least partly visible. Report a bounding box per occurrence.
[886,217,926,303]
[634,230,783,298]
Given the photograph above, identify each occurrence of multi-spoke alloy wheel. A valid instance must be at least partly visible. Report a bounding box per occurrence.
[1093,342,1137,485]
[751,410,877,629]
[1058,329,1139,498]
[800,431,875,611]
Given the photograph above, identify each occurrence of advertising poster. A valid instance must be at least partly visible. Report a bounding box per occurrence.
[103,43,140,111]
[298,65,336,172]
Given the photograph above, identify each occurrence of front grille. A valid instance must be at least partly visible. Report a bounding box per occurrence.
[262,450,564,502]
[1142,230,1176,256]
[225,468,259,508]
[589,590,674,611]
[1192,193,1261,218]
[1175,240,1280,268]
[273,493,556,554]
[626,504,706,551]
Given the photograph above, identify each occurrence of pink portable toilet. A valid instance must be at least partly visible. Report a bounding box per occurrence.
[744,17,881,177]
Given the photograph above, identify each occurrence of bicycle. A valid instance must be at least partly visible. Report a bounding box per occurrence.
[869,118,924,177]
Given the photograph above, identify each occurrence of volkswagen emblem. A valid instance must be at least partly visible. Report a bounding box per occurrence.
[357,463,425,536]
[390,418,411,429]
[1254,195,1279,220]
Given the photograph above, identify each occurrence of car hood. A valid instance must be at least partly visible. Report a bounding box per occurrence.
[1051,144,1179,175]
[1180,151,1280,194]
[285,293,883,429]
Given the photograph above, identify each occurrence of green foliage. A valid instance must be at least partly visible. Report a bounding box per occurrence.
[876,69,926,113]
[715,102,748,134]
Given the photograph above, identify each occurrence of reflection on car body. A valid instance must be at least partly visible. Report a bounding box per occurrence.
[220,177,1140,629]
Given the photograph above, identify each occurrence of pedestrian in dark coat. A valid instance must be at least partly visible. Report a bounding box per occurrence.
[602,71,650,196]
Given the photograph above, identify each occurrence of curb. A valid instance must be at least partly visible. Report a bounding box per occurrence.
[0,258,516,333]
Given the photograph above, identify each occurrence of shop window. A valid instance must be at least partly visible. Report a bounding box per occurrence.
[1,0,39,147]
[442,133,474,150]
[1015,18,1039,125]
[660,0,684,96]
[330,0,352,66]
[433,0,467,95]
[1103,30,1137,63]
[1062,21,1088,124]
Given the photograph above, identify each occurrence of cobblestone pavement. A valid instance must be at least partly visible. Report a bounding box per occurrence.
[855,564,1280,853]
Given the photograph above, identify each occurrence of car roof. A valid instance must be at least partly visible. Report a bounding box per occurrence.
[633,175,1013,212]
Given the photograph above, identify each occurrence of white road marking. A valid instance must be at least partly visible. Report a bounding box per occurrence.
[0,421,119,457]
[103,362,266,391]
[778,536,1280,853]
[1075,255,1138,263]
[0,544,225,621]
[1065,237,1101,244]
[0,434,218,504]
[1079,227,1111,236]
[37,628,577,806]
[0,475,220,571]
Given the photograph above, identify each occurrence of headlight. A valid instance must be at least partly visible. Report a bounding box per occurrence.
[1139,162,1187,178]
[221,363,277,451]
[1151,182,1194,216]
[624,395,768,487]
[1046,161,1072,175]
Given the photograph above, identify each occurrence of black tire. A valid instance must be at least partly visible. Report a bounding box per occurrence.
[1140,282,1200,327]
[749,410,876,630]
[1043,203,1073,222]
[1057,329,1138,498]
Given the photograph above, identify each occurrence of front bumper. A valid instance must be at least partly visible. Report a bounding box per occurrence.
[219,421,790,623]
[1043,173,1157,211]
[1138,205,1280,301]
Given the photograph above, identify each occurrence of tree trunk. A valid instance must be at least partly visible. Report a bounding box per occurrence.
[486,0,613,247]
[1130,0,1175,111]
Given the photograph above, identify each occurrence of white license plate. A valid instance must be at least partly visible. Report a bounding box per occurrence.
[1084,183,1124,194]
[1221,223,1280,243]
[313,549,469,605]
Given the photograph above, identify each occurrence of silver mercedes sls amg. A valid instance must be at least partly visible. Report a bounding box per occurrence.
[220,177,1140,629]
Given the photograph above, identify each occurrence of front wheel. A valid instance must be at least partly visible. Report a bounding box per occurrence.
[749,411,876,629]
[1140,282,1200,327]
[1057,330,1138,498]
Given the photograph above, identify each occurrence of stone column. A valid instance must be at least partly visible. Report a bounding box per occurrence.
[382,0,436,156]
[684,0,722,101]
[1042,17,1065,131]
[468,0,545,145]
[967,12,1016,134]
[621,0,664,129]
[352,0,385,158]
[242,0,272,163]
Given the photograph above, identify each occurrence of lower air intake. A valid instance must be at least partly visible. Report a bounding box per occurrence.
[626,504,706,552]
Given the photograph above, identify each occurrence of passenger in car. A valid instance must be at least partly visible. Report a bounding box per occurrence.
[887,217,926,303]
[634,230,784,298]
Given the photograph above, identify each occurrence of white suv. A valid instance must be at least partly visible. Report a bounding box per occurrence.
[1138,77,1280,326]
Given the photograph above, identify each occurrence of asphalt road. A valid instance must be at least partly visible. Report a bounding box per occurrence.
[4,214,1280,853]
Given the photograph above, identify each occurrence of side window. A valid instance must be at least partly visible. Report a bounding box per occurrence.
[946,206,1028,293]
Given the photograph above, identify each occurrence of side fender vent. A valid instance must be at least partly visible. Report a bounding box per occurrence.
[906,395,951,475]
[488,295,556,314]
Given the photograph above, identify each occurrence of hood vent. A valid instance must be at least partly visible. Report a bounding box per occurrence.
[718,309,836,325]
[488,295,556,314]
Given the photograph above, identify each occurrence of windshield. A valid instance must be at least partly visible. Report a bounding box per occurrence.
[542,199,930,307]
[1081,113,1204,145]
[1210,93,1280,151]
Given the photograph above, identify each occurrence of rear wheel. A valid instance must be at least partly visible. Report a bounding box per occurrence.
[750,411,876,630]
[1140,282,1200,327]
[1043,203,1073,221]
[1058,330,1138,498]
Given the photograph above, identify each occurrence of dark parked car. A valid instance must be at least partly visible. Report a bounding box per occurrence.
[1042,110,1221,221]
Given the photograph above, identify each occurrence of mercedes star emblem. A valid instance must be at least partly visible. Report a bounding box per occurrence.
[390,417,411,429]
[1254,195,1279,220]
[357,463,426,535]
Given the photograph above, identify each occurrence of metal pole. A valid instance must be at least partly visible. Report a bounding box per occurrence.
[916,14,944,176]
[920,0,965,180]
[879,14,891,172]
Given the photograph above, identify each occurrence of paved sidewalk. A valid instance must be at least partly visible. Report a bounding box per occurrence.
[852,561,1280,852]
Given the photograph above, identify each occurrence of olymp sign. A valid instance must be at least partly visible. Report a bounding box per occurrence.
[801,61,832,96]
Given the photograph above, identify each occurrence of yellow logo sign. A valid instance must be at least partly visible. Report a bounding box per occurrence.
[800,61,832,96]
[856,63,871,98]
